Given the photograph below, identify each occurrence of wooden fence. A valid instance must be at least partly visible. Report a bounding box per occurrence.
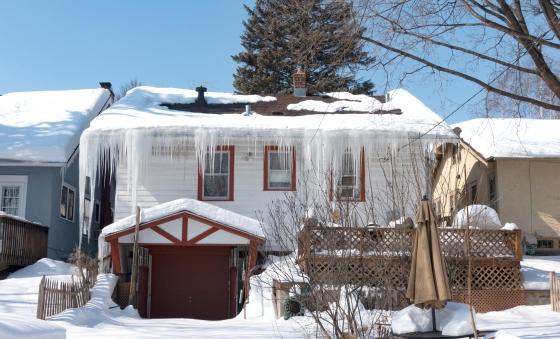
[550,272,560,312]
[297,225,525,312]
[36,276,91,319]
[0,214,48,267]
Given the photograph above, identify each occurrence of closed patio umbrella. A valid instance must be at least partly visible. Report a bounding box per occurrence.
[406,197,451,330]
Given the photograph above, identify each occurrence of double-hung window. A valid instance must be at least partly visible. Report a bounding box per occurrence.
[198,146,234,201]
[60,183,76,222]
[264,146,296,191]
[334,148,365,201]
[0,175,27,218]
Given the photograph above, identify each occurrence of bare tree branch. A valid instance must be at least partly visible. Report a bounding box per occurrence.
[361,35,560,111]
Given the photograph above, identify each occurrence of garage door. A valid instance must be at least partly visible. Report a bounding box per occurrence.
[149,246,231,320]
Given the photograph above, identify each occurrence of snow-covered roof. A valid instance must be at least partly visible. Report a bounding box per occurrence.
[454,118,560,159]
[85,86,455,138]
[0,88,111,163]
[101,198,265,239]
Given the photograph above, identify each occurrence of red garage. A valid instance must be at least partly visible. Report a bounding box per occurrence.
[102,199,265,320]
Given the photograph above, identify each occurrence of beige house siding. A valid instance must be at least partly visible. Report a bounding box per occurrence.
[497,159,560,238]
[432,142,494,222]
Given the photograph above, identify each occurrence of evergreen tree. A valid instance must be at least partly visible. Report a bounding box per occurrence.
[232,0,374,95]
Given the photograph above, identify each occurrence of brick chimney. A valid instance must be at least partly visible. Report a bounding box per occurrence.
[293,68,306,97]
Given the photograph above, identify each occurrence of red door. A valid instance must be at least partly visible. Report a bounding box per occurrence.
[149,246,231,320]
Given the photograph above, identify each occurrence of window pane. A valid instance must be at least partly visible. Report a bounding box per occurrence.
[83,198,91,233]
[60,186,68,218]
[269,152,290,170]
[205,152,229,174]
[1,186,20,216]
[269,171,291,188]
[203,174,228,198]
[68,189,75,221]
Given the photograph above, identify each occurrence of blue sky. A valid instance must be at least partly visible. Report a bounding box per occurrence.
[0,0,478,123]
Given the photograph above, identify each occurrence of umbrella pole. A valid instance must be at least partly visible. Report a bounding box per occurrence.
[432,307,436,332]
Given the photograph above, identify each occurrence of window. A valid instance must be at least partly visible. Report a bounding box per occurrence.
[0,176,27,218]
[198,146,234,201]
[83,177,91,234]
[537,239,554,249]
[333,148,365,201]
[489,176,496,202]
[94,200,101,224]
[469,183,478,204]
[264,146,296,191]
[60,184,75,222]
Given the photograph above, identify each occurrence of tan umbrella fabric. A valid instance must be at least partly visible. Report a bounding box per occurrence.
[406,199,451,309]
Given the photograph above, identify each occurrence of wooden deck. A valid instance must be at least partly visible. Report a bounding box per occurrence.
[0,214,48,268]
[297,224,524,312]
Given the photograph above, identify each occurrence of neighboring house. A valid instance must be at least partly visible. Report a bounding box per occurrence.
[80,75,456,319]
[0,84,113,260]
[432,118,560,253]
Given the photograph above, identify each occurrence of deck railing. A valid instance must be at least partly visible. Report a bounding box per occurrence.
[297,224,525,312]
[0,214,48,267]
[298,225,522,261]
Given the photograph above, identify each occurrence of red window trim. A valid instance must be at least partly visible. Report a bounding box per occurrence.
[263,145,297,191]
[197,145,235,201]
[329,147,366,202]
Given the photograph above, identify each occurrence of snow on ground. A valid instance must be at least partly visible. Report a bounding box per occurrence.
[4,256,560,338]
[521,256,560,290]
[0,88,111,163]
[454,118,560,159]
[0,258,309,338]
[478,305,560,338]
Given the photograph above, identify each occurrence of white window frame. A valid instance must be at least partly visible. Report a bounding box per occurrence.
[60,183,76,222]
[0,175,28,218]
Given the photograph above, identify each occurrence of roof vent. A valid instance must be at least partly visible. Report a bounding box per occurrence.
[244,104,252,116]
[195,86,207,105]
[453,127,462,137]
[293,68,306,97]
[99,82,114,98]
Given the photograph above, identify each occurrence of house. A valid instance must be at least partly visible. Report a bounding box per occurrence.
[0,84,113,262]
[432,118,560,253]
[80,76,456,319]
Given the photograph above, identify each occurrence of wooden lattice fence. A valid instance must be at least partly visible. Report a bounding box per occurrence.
[36,276,91,319]
[298,226,524,312]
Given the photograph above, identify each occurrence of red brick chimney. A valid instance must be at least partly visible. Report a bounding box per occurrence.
[293,68,306,97]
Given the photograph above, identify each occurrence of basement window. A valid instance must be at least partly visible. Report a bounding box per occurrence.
[537,239,554,249]
[199,146,234,201]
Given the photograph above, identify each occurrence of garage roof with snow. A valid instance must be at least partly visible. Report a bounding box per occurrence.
[101,198,265,240]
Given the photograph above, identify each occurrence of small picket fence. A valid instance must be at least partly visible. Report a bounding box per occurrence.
[550,271,560,312]
[36,276,91,319]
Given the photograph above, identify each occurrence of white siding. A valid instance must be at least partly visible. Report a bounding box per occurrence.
[115,143,426,249]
